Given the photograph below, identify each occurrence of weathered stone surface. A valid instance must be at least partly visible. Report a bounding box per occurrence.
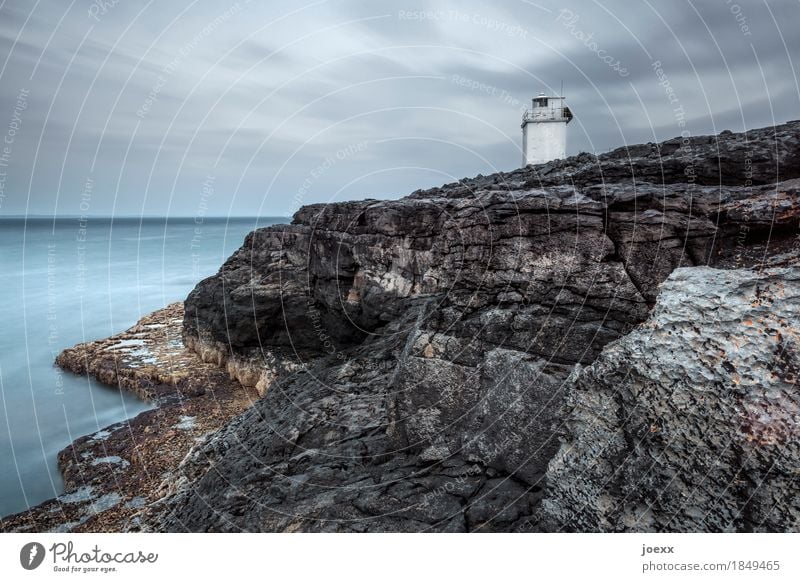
[185,124,800,358]
[443,121,800,191]
[134,121,800,532]
[535,262,800,532]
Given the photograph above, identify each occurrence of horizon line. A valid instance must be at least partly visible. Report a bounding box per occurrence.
[0,214,291,219]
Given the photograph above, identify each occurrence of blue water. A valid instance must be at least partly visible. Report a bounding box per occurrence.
[0,216,283,518]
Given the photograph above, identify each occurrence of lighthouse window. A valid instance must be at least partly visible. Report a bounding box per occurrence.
[534,97,548,107]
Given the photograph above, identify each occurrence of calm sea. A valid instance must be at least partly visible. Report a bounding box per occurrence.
[0,216,284,518]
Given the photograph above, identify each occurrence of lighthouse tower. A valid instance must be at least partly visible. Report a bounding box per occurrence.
[521,92,573,166]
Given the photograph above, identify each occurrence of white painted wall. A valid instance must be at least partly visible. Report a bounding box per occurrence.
[522,120,567,166]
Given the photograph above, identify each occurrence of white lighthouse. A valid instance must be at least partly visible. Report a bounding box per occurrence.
[521,92,573,166]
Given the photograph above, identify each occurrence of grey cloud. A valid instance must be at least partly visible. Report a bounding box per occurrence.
[0,0,797,217]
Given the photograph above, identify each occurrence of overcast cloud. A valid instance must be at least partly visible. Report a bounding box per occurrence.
[0,0,798,217]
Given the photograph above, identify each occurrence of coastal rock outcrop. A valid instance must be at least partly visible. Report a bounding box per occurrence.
[141,121,800,532]
[537,260,800,532]
[1,304,258,533]
[56,303,211,402]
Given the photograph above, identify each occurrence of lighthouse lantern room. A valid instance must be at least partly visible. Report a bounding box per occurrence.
[521,92,573,166]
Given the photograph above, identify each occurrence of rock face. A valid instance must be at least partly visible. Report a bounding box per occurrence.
[537,261,800,532]
[145,121,800,532]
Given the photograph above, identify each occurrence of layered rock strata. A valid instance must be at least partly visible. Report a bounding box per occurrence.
[141,122,800,532]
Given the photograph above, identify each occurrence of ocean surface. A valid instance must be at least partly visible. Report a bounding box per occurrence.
[0,216,284,518]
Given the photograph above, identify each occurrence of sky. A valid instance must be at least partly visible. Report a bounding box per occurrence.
[0,0,797,217]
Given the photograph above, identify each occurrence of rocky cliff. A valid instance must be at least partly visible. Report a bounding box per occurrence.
[143,121,800,532]
[539,260,800,532]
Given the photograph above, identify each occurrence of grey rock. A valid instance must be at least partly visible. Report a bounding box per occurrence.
[142,121,800,532]
[536,264,800,532]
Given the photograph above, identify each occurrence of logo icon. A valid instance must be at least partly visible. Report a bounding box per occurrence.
[20,542,46,570]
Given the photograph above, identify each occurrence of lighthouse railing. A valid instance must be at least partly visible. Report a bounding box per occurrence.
[522,107,572,123]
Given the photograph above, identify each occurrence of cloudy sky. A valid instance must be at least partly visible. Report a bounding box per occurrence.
[0,0,797,217]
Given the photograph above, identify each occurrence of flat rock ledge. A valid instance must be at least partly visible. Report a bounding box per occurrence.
[0,303,259,533]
